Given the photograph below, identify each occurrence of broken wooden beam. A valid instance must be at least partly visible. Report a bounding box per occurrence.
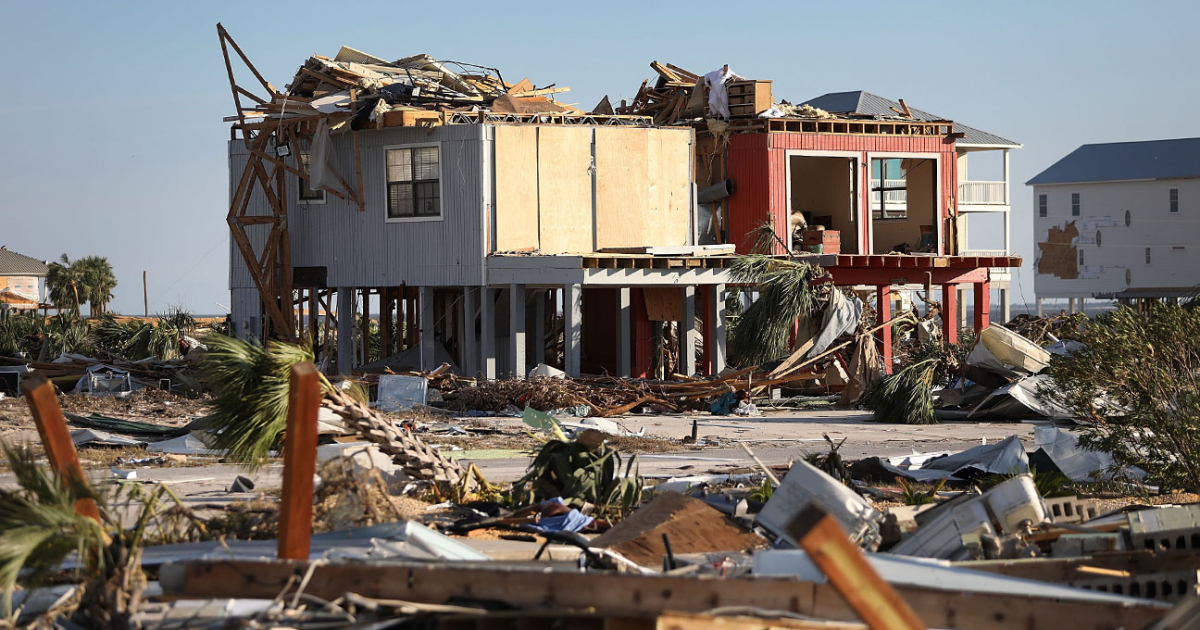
[22,374,101,522]
[787,505,925,630]
[159,560,1169,630]
[277,362,322,560]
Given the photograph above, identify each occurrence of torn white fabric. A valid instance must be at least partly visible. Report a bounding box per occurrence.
[309,118,334,192]
[703,66,744,121]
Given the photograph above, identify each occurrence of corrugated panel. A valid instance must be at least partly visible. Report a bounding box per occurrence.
[282,124,486,289]
[727,133,772,254]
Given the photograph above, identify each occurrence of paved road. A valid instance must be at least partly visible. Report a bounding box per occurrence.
[0,409,1048,497]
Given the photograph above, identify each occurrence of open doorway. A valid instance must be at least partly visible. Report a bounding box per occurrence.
[787,155,860,254]
[870,157,938,254]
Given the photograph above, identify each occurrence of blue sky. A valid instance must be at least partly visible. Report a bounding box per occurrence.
[2,1,1197,315]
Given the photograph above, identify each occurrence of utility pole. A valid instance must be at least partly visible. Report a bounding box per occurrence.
[143,270,149,318]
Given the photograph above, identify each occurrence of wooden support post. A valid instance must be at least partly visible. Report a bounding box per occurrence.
[680,285,697,376]
[617,287,632,377]
[480,288,497,379]
[277,362,321,561]
[785,505,926,630]
[974,279,991,333]
[876,286,893,375]
[708,284,727,376]
[419,287,436,371]
[22,375,100,522]
[509,284,526,378]
[361,288,371,364]
[336,288,354,375]
[462,288,478,377]
[308,290,318,343]
[563,284,582,377]
[943,283,959,345]
[533,290,547,367]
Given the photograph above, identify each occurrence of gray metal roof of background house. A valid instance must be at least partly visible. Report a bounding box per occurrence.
[800,90,1021,148]
[0,247,49,276]
[1026,137,1200,186]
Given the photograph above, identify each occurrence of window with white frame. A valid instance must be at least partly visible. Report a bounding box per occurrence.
[1071,192,1080,216]
[1038,194,1047,217]
[386,146,441,220]
[298,153,326,204]
[1170,188,1179,213]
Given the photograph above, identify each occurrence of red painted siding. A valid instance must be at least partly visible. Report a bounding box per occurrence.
[725,132,959,255]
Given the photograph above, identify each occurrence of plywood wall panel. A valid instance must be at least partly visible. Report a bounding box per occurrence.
[494,125,540,252]
[595,127,650,249]
[537,127,594,253]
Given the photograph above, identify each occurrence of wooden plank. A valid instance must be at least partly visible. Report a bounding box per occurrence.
[494,125,540,252]
[22,375,101,522]
[163,560,1168,630]
[648,128,691,248]
[642,287,683,321]
[786,505,925,630]
[277,362,322,560]
[537,127,594,253]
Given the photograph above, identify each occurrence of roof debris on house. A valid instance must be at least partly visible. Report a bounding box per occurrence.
[227,43,656,132]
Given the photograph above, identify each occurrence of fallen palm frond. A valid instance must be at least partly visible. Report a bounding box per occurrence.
[513,432,642,518]
[728,254,827,365]
[0,443,106,618]
[863,358,940,425]
[202,334,311,469]
[203,335,465,483]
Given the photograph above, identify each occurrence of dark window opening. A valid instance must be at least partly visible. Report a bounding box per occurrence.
[1072,192,1081,216]
[1038,194,1047,217]
[1170,188,1179,213]
[386,146,441,219]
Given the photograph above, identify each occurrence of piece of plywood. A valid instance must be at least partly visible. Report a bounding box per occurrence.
[648,128,692,247]
[595,127,650,249]
[494,125,540,252]
[590,492,768,568]
[642,287,683,322]
[537,127,594,253]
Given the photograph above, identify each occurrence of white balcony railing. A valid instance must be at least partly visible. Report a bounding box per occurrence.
[869,178,907,210]
[958,181,1007,205]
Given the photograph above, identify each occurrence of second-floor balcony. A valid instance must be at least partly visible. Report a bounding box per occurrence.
[958,180,1007,206]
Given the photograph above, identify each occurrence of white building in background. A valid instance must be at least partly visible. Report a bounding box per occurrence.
[1027,138,1200,312]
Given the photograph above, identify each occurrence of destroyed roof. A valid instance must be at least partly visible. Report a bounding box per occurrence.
[0,247,49,276]
[800,90,1021,148]
[1026,137,1200,186]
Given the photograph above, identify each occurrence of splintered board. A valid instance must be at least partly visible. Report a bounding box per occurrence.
[493,125,540,252]
[537,126,594,253]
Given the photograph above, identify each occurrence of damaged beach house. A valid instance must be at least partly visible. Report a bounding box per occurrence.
[222,29,1022,378]
[1028,136,1200,313]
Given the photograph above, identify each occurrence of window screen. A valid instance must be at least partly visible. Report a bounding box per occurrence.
[387,146,441,219]
[1170,188,1179,213]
